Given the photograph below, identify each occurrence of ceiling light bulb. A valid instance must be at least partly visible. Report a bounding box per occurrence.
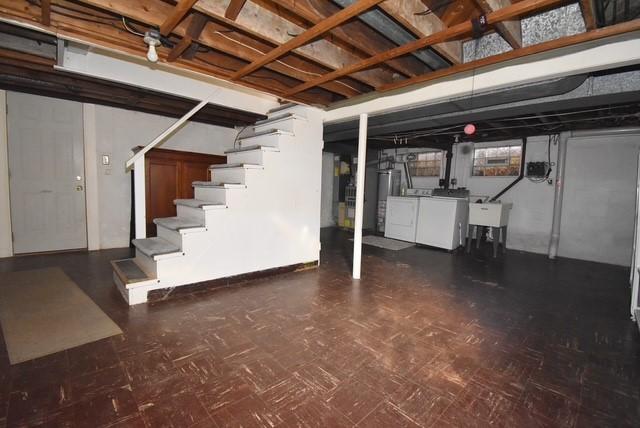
[143,29,161,63]
[146,43,158,63]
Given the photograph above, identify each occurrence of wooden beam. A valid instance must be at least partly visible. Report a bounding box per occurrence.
[167,12,208,62]
[379,18,640,93]
[0,0,342,104]
[60,0,362,98]
[579,0,597,30]
[475,0,522,49]
[195,0,395,88]
[379,0,462,64]
[225,0,247,20]
[41,0,51,26]
[267,0,429,77]
[159,0,198,36]
[283,0,565,96]
[229,0,386,80]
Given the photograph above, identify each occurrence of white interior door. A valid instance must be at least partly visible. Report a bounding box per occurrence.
[7,92,87,254]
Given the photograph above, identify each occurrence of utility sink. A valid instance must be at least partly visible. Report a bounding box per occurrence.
[468,202,512,227]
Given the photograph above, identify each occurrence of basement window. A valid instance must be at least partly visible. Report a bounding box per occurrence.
[408,151,442,177]
[472,144,522,177]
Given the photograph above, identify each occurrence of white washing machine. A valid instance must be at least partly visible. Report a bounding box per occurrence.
[384,190,429,243]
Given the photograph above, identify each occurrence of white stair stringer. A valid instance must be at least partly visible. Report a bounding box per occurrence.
[114,109,323,304]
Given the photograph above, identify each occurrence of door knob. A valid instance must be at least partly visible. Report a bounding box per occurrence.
[76,185,84,191]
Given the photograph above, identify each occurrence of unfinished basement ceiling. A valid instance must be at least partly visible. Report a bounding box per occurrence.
[323,65,640,152]
[0,1,638,106]
[0,22,265,127]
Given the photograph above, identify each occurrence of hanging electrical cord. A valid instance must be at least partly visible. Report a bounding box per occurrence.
[121,17,145,37]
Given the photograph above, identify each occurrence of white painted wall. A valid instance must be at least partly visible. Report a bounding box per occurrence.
[382,137,557,255]
[559,134,640,265]
[378,133,640,265]
[320,152,335,227]
[0,92,240,254]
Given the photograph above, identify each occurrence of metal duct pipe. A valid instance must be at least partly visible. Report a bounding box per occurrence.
[548,131,570,259]
[569,127,640,137]
[443,149,453,189]
[490,137,527,202]
[403,162,413,190]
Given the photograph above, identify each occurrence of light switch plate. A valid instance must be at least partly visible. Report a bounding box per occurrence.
[102,154,110,165]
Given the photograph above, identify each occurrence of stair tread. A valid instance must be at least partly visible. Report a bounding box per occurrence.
[241,129,294,139]
[255,112,306,126]
[153,216,204,231]
[267,102,298,115]
[174,199,226,209]
[192,182,246,188]
[225,145,280,154]
[209,163,262,170]
[132,237,181,258]
[111,258,155,284]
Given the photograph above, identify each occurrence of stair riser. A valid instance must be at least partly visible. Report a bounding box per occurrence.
[227,150,265,165]
[194,187,227,204]
[211,168,246,185]
[157,226,183,248]
[135,252,157,276]
[253,119,300,134]
[238,134,283,149]
[176,205,206,223]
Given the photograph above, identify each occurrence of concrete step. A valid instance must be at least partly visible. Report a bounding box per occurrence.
[237,129,293,148]
[191,182,246,189]
[254,113,306,133]
[267,102,299,117]
[174,199,226,210]
[153,216,205,232]
[209,163,263,170]
[111,258,156,286]
[224,145,280,155]
[132,237,182,259]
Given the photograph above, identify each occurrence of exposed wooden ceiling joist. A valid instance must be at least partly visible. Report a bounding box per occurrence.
[379,0,462,64]
[228,0,386,79]
[265,0,429,78]
[59,0,354,100]
[283,0,566,97]
[194,0,395,88]
[475,0,523,48]
[380,18,640,92]
[225,0,248,20]
[167,12,208,62]
[41,0,51,26]
[422,0,480,27]
[0,0,340,104]
[159,0,199,36]
[579,0,597,30]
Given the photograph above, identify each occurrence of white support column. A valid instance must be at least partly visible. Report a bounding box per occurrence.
[133,157,146,239]
[0,90,12,258]
[83,103,100,250]
[352,113,368,279]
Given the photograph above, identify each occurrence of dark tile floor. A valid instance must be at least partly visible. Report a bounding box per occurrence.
[1,228,639,427]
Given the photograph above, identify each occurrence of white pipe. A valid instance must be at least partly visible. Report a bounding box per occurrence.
[353,113,368,279]
[548,131,570,259]
[126,94,216,169]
